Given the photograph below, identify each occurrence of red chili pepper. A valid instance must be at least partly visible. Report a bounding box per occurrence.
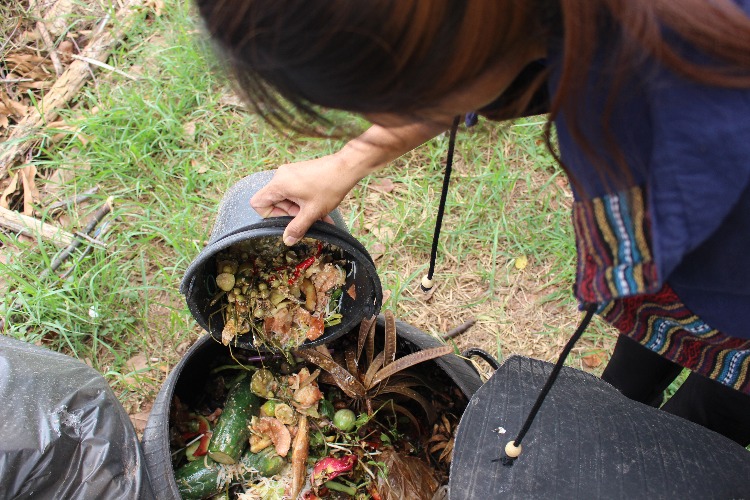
[288,255,317,285]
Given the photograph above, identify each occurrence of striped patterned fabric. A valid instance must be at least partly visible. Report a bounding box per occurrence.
[601,286,750,394]
[572,186,660,304]
[573,187,750,394]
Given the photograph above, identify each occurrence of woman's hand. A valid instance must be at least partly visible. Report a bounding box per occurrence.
[251,120,448,245]
[250,154,360,245]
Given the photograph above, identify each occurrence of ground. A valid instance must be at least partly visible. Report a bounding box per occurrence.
[0,0,617,426]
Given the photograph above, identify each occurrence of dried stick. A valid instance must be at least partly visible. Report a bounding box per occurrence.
[45,185,100,213]
[0,0,145,178]
[59,218,113,280]
[0,205,74,246]
[41,196,114,276]
[36,21,64,76]
[441,318,477,340]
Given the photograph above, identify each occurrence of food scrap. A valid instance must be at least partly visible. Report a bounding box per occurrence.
[211,237,348,349]
[170,313,464,499]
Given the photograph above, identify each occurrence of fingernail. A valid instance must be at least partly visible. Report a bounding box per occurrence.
[283,235,299,246]
[258,207,274,218]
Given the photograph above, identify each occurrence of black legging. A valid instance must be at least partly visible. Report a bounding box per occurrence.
[602,334,750,446]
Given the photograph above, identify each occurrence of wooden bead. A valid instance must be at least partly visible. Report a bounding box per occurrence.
[504,441,522,458]
[421,275,434,289]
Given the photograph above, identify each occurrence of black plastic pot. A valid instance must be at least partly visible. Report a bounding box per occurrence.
[141,316,483,500]
[180,170,382,351]
[449,356,750,499]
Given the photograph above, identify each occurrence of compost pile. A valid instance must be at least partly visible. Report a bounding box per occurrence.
[170,313,463,499]
[211,237,350,350]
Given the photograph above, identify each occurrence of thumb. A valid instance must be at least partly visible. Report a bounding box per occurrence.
[282,207,322,246]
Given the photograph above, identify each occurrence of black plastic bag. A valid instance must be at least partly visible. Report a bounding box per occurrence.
[0,336,154,499]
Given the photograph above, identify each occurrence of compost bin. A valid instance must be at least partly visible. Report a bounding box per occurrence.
[140,315,484,499]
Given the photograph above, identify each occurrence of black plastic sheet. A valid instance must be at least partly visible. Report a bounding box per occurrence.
[0,335,154,499]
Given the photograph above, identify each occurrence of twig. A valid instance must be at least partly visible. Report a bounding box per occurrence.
[70,53,139,81]
[41,196,114,276]
[72,230,107,249]
[442,318,476,340]
[0,78,34,84]
[45,186,100,212]
[59,218,113,280]
[0,205,75,246]
[36,21,64,76]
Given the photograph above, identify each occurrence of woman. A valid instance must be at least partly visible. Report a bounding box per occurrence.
[195,0,750,445]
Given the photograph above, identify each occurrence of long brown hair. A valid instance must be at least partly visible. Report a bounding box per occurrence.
[196,0,750,188]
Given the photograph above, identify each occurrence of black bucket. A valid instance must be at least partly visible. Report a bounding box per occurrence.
[180,170,382,351]
[141,316,484,500]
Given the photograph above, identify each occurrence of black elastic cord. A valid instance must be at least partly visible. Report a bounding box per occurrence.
[500,303,597,465]
[421,116,461,292]
[462,347,501,371]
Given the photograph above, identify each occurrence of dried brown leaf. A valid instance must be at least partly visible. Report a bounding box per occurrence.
[356,315,376,364]
[376,385,437,424]
[375,448,439,500]
[294,348,366,398]
[129,401,153,435]
[582,353,602,368]
[369,242,386,261]
[363,351,385,389]
[20,164,39,216]
[371,345,453,387]
[383,310,396,367]
[0,174,19,209]
[123,354,150,385]
[370,177,396,193]
[290,415,308,499]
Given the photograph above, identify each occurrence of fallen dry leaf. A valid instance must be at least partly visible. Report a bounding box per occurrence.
[369,242,386,261]
[20,164,39,216]
[183,120,197,138]
[58,40,74,63]
[176,340,192,356]
[124,354,150,385]
[129,401,153,435]
[191,159,208,174]
[144,0,165,16]
[418,281,437,302]
[370,177,395,193]
[219,93,245,109]
[0,173,19,209]
[582,354,603,369]
[363,222,395,242]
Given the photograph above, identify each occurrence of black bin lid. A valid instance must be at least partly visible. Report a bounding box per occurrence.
[449,355,750,499]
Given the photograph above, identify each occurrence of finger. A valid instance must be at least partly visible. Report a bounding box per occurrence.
[267,204,301,218]
[321,214,335,224]
[268,206,291,217]
[283,208,323,246]
[250,184,286,212]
